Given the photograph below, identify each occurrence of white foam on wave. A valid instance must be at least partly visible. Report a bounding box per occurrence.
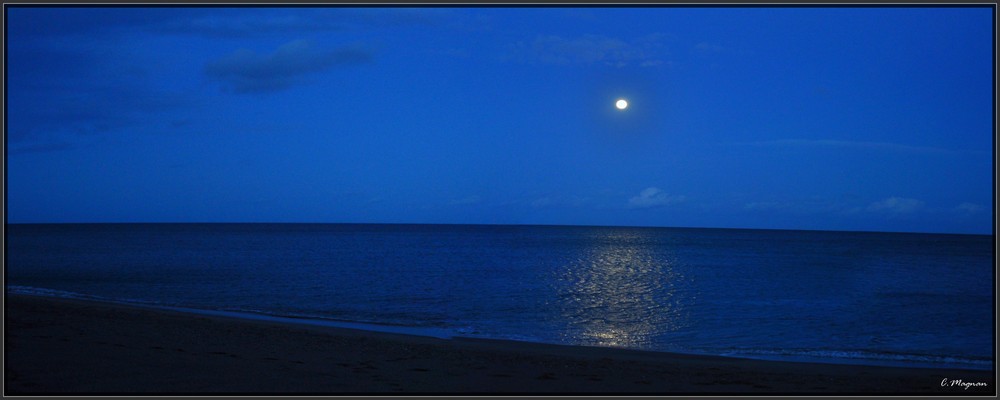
[7,285,455,340]
[7,285,163,306]
[719,348,993,370]
[8,285,91,299]
[159,305,456,339]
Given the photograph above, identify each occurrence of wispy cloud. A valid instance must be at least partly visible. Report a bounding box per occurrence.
[867,197,925,214]
[735,139,984,156]
[627,187,685,209]
[743,201,784,211]
[694,41,726,53]
[955,202,985,215]
[205,40,372,94]
[505,33,669,67]
[158,9,447,38]
[449,195,482,206]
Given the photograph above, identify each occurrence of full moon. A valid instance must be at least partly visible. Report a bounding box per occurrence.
[615,99,628,110]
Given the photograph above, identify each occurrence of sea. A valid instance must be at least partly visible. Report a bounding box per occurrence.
[4,223,994,371]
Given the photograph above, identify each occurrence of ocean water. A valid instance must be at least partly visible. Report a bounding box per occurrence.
[5,223,994,370]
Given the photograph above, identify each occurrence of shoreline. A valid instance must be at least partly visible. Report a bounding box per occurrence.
[145,306,996,372]
[7,287,991,372]
[5,293,995,394]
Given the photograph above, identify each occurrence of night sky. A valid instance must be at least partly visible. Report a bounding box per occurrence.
[5,6,994,234]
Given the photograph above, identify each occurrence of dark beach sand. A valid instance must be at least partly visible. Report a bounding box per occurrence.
[4,294,994,395]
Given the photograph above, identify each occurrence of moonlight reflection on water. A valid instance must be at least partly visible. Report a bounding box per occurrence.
[555,230,691,348]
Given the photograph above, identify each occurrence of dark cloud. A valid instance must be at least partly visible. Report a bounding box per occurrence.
[205,40,372,94]
[8,7,447,41]
[162,12,346,37]
[6,8,387,152]
[6,7,210,39]
[6,39,188,147]
[7,83,187,149]
[160,8,445,38]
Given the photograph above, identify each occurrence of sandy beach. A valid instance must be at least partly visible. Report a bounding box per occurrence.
[4,294,994,395]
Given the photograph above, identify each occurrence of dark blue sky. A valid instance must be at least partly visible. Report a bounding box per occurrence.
[5,6,994,234]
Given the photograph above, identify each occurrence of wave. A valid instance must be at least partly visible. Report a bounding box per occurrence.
[7,285,454,339]
[8,285,992,371]
[7,285,165,306]
[718,347,993,370]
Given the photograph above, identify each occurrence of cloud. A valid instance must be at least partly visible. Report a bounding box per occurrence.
[627,187,685,209]
[694,42,726,53]
[955,202,985,214]
[866,197,925,214]
[7,43,188,149]
[506,33,669,67]
[205,40,372,94]
[744,201,784,211]
[735,139,985,156]
[7,81,187,150]
[449,195,481,206]
[6,14,199,157]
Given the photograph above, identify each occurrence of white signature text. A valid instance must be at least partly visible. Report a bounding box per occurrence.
[941,378,988,390]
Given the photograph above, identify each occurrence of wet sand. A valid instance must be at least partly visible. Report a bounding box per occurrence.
[4,294,994,395]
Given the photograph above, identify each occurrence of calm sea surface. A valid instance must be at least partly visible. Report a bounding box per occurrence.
[5,223,994,370]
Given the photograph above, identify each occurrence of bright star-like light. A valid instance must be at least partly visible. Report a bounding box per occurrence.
[616,99,628,110]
